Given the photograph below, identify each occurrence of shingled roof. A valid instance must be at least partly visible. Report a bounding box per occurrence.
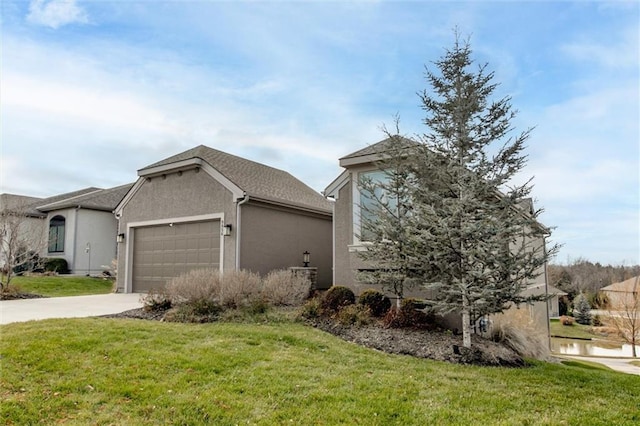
[1,185,134,216]
[38,183,135,212]
[601,276,640,293]
[139,145,332,213]
[0,194,45,217]
[339,136,419,167]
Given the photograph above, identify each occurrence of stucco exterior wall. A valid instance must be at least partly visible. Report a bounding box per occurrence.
[239,202,332,289]
[0,215,46,268]
[73,209,118,275]
[116,168,237,292]
[334,179,354,286]
[43,208,77,271]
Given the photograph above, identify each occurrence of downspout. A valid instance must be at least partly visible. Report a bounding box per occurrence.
[235,193,249,270]
[72,206,80,274]
[543,236,551,352]
[325,193,335,287]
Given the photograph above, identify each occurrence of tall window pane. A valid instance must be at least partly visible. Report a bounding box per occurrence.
[48,216,65,253]
[359,170,396,242]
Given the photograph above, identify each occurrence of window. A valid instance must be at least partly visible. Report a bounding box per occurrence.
[48,215,65,253]
[357,170,397,242]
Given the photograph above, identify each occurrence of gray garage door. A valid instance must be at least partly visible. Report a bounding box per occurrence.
[132,220,221,292]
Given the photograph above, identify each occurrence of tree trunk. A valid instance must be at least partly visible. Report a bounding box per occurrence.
[462,296,471,348]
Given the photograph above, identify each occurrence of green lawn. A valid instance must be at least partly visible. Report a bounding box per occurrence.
[1,319,639,425]
[7,275,114,297]
[549,318,599,340]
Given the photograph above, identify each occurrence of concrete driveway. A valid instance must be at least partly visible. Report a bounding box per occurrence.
[0,293,144,325]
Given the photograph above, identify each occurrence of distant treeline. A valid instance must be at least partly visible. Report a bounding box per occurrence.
[548,259,640,300]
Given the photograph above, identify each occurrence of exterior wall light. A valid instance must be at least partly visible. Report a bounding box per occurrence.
[303,251,310,267]
[117,233,125,243]
[222,224,232,236]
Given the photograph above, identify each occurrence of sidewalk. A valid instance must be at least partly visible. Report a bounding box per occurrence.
[0,293,143,325]
[559,355,640,376]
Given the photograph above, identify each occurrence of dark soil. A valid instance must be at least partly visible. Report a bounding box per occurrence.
[0,292,47,300]
[104,307,526,367]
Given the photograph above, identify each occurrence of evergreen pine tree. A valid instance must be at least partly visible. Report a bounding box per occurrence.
[573,293,592,325]
[357,32,558,348]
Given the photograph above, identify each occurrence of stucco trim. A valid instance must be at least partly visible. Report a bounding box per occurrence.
[138,158,204,178]
[339,153,383,168]
[123,213,225,293]
[114,178,145,217]
[323,170,350,199]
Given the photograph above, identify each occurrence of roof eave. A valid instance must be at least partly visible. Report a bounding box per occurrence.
[246,195,332,217]
[138,158,204,177]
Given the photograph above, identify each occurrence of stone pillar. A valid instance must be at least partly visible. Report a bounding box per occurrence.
[289,267,318,290]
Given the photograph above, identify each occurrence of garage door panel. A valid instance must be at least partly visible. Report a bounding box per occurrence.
[132,220,221,292]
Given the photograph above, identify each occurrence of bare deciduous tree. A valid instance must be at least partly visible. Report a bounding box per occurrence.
[605,276,640,358]
[0,199,47,290]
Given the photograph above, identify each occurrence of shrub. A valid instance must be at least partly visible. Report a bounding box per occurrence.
[299,297,322,320]
[164,300,222,323]
[560,315,575,326]
[358,289,391,317]
[165,268,221,304]
[44,258,69,274]
[592,292,609,309]
[383,298,436,329]
[592,314,603,327]
[321,286,355,313]
[140,289,172,312]
[13,249,42,275]
[573,293,592,325]
[219,270,262,309]
[218,299,279,323]
[491,309,550,360]
[335,304,372,326]
[262,269,311,306]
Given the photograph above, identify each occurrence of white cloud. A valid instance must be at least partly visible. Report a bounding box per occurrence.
[27,0,88,29]
[561,25,639,70]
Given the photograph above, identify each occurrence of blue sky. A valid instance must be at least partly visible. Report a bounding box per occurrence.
[1,0,638,265]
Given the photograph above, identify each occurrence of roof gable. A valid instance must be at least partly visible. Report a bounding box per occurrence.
[601,276,640,293]
[138,145,331,214]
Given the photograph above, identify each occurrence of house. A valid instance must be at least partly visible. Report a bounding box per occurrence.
[546,284,568,317]
[324,137,552,335]
[114,145,332,293]
[601,276,640,308]
[1,185,133,275]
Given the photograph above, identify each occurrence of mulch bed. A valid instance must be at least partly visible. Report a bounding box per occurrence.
[0,292,48,300]
[103,307,526,367]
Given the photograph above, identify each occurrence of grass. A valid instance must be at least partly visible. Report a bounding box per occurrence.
[549,318,599,340]
[6,275,114,297]
[2,318,639,425]
[559,359,613,372]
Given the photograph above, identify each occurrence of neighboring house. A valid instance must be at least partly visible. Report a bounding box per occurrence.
[546,285,568,318]
[114,145,332,293]
[324,137,552,335]
[1,185,133,275]
[601,276,640,308]
[0,193,49,271]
